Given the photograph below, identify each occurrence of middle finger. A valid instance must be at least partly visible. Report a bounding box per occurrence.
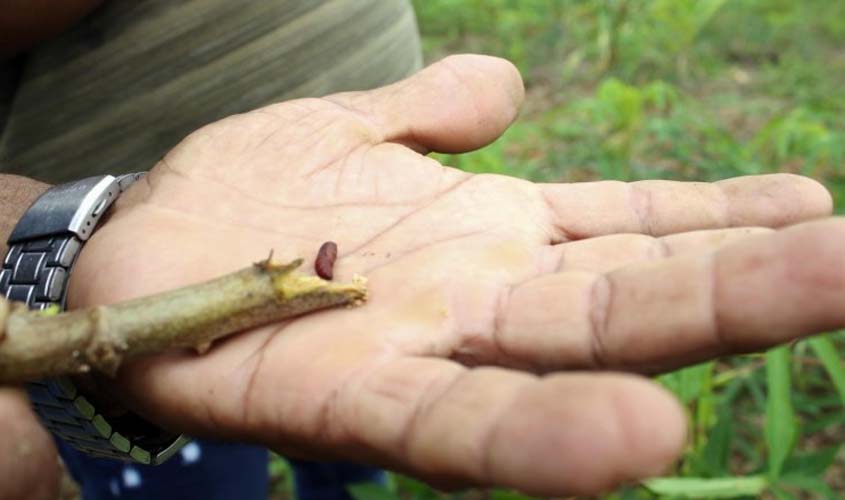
[479,218,845,373]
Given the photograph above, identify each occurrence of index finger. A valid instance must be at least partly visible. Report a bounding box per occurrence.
[541,174,832,241]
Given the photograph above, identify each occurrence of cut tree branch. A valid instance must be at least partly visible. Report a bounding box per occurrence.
[0,256,367,384]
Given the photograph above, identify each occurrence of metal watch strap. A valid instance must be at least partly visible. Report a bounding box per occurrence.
[1,173,189,464]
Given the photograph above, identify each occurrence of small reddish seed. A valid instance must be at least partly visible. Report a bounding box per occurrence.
[315,241,338,280]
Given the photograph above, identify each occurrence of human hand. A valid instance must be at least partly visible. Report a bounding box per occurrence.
[0,389,59,500]
[69,55,843,495]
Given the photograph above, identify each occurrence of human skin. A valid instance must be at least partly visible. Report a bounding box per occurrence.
[0,0,103,56]
[0,389,59,500]
[1,54,843,496]
[0,178,57,500]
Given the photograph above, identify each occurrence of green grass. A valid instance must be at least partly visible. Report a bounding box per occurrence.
[272,1,845,498]
[417,0,845,207]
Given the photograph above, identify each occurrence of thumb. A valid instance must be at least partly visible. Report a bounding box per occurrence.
[325,54,525,154]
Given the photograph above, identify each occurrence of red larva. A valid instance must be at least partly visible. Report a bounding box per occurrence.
[315,241,338,280]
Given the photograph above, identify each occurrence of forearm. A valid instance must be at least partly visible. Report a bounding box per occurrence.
[0,174,50,256]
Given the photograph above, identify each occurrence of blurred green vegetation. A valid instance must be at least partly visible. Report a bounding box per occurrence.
[417,0,845,209]
[272,1,845,498]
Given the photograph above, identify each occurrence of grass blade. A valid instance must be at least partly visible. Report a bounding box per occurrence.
[779,474,839,500]
[644,475,767,498]
[782,445,840,477]
[808,335,845,406]
[765,346,797,478]
[347,483,401,500]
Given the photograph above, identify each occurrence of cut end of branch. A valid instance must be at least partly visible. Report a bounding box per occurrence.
[272,271,367,304]
[349,275,368,307]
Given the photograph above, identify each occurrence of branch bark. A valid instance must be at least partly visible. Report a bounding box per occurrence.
[0,256,367,384]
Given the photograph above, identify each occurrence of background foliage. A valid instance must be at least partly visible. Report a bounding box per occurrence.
[272,1,845,498]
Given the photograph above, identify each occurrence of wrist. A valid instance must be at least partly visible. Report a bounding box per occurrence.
[1,173,189,464]
[0,174,50,257]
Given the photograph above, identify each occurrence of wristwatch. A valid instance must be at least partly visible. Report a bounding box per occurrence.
[0,174,189,464]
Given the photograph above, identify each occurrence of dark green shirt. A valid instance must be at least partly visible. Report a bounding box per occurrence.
[0,0,421,183]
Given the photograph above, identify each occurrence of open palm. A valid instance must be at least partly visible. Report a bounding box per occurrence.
[69,55,842,495]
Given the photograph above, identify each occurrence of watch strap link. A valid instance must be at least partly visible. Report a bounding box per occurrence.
[27,377,189,464]
[1,235,80,309]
